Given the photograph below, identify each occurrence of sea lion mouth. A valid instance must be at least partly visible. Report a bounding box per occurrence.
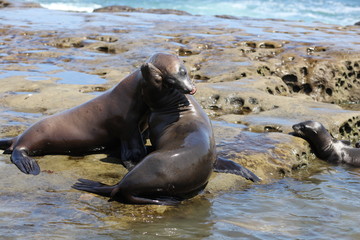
[189,87,197,95]
[291,131,304,138]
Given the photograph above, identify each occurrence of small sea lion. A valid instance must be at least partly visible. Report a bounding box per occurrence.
[292,120,360,166]
[73,53,259,205]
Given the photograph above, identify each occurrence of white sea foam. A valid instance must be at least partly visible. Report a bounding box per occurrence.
[40,3,101,13]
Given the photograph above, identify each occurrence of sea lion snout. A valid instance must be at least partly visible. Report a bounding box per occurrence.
[189,86,197,95]
[292,123,305,136]
[292,120,319,134]
[174,65,198,95]
[174,75,196,95]
[292,124,299,131]
[292,123,303,131]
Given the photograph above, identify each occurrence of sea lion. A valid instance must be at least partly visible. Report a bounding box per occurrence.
[0,53,188,175]
[292,120,360,167]
[73,54,259,205]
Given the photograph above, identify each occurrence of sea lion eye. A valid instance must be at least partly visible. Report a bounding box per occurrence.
[179,67,187,76]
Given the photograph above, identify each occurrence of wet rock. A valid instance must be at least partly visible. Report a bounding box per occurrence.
[51,37,86,48]
[337,116,360,144]
[3,0,42,8]
[177,47,200,56]
[140,8,191,15]
[215,15,241,20]
[93,5,191,15]
[0,0,10,8]
[93,5,137,13]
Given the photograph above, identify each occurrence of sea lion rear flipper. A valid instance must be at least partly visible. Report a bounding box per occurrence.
[340,140,351,146]
[214,156,261,182]
[10,148,40,175]
[72,179,115,197]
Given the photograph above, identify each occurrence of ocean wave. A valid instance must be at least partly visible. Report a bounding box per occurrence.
[39,3,102,13]
[23,0,360,25]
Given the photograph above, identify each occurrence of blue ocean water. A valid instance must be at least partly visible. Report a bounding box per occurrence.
[22,0,360,25]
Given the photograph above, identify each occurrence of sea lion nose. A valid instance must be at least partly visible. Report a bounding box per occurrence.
[189,87,197,95]
[292,124,300,131]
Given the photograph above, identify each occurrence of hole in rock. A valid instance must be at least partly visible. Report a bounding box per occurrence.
[282,74,298,83]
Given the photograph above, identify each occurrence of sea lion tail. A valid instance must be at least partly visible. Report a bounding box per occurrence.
[10,148,40,175]
[213,156,261,182]
[72,179,114,197]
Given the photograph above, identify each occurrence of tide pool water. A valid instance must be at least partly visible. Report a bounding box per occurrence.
[22,0,360,25]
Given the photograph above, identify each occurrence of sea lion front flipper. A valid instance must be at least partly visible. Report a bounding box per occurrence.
[214,156,261,182]
[72,179,115,197]
[10,148,40,175]
[119,132,147,170]
[0,137,14,151]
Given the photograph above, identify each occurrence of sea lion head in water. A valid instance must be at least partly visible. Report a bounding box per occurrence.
[141,53,196,95]
[292,120,331,149]
[292,120,360,166]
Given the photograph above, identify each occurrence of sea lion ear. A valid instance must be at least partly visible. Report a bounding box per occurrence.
[141,63,163,85]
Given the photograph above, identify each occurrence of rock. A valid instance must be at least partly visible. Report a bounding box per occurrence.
[93,5,137,13]
[93,5,191,15]
[0,0,10,8]
[215,15,241,20]
[1,0,42,8]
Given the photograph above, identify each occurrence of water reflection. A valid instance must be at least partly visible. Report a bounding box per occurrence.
[114,198,213,239]
[0,63,106,85]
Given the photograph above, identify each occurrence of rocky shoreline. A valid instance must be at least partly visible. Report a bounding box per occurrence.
[0,1,360,189]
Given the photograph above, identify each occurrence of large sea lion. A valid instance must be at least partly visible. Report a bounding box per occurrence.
[292,120,360,167]
[0,53,189,175]
[73,53,259,205]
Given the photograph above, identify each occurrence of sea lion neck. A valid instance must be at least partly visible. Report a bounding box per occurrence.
[112,70,142,95]
[316,140,335,159]
[309,129,335,160]
[142,84,190,112]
